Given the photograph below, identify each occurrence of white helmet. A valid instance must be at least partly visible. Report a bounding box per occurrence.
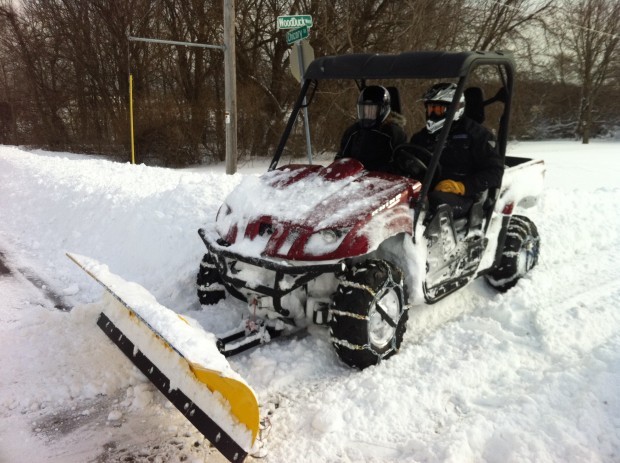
[423,83,465,134]
[357,85,391,129]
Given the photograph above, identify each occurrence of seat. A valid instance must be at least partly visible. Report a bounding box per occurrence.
[464,87,485,124]
[386,86,402,114]
[453,189,496,233]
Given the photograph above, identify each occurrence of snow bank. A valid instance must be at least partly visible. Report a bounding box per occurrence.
[1,141,619,462]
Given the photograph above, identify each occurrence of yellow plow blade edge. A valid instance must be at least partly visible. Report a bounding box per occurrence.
[189,363,260,442]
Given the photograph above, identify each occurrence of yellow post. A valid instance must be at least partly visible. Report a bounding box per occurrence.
[129,73,136,164]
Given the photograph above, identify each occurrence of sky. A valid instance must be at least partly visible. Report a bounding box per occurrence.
[0,140,619,463]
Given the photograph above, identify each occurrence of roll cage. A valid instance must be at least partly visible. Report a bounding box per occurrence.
[268,50,516,221]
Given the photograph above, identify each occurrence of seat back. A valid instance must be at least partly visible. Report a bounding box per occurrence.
[464,87,485,124]
[386,86,402,114]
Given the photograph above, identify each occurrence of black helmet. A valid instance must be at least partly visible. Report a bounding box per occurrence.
[357,85,391,129]
[423,83,465,134]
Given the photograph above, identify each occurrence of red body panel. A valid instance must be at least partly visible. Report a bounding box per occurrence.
[216,159,421,261]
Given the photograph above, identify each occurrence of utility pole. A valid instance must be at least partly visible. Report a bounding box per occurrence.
[223,0,237,174]
[127,0,238,174]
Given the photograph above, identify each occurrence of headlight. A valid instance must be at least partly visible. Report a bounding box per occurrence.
[320,229,340,244]
[215,203,233,238]
[216,203,232,222]
[304,228,350,256]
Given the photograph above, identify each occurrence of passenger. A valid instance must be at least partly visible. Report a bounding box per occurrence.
[335,85,407,173]
[409,83,503,219]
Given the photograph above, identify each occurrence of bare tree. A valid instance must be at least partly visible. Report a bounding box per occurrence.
[462,0,554,51]
[1,0,618,162]
[0,1,69,146]
[557,0,620,143]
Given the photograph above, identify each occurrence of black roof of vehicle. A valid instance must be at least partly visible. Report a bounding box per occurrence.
[304,50,514,80]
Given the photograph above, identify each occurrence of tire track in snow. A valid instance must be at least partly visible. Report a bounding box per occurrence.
[0,246,71,311]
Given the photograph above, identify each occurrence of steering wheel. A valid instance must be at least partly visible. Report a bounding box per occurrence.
[393,143,433,180]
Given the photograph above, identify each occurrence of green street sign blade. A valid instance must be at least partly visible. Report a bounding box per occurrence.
[277,15,313,29]
[286,25,309,45]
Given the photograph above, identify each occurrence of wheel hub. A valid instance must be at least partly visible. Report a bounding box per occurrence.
[368,287,400,348]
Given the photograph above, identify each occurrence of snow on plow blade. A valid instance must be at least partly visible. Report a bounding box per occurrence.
[67,253,259,462]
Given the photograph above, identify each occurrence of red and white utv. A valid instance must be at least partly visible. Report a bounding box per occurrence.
[198,50,545,370]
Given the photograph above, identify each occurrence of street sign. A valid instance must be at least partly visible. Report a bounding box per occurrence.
[277,15,313,29]
[290,40,315,82]
[286,26,309,45]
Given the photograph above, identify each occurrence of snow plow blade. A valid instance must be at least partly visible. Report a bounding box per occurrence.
[67,253,259,462]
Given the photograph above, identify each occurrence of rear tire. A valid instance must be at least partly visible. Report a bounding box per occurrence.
[486,215,540,292]
[330,260,408,369]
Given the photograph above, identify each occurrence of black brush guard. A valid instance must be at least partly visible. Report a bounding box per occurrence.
[198,228,345,317]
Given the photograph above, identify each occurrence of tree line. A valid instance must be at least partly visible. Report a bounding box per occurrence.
[0,0,618,166]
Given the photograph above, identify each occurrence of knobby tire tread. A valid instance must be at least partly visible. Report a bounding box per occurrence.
[486,215,540,292]
[330,260,408,369]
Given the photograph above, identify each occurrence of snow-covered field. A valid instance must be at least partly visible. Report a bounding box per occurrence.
[0,140,619,462]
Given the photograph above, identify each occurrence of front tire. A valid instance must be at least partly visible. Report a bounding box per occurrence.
[330,260,409,369]
[486,215,540,292]
[196,253,226,305]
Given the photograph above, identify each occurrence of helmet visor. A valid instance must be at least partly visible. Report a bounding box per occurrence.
[358,103,380,128]
[425,102,448,119]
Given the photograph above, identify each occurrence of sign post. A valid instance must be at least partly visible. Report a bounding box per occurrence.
[278,15,314,164]
[127,0,237,174]
[289,40,314,82]
[129,74,135,164]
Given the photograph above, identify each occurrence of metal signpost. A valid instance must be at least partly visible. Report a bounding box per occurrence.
[289,40,314,83]
[278,15,314,164]
[128,36,229,167]
[127,0,238,174]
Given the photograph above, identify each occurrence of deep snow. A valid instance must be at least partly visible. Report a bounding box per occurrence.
[0,140,619,462]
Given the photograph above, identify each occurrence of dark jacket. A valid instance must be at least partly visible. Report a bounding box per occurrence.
[336,116,407,173]
[410,117,503,196]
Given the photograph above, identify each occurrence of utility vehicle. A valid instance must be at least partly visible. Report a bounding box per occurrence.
[197,50,544,369]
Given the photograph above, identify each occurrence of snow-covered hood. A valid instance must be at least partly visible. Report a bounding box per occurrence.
[213,158,420,261]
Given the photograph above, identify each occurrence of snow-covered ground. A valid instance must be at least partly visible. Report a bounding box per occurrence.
[0,140,619,462]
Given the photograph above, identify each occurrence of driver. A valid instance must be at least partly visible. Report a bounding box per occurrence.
[335,85,407,172]
[409,83,503,218]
